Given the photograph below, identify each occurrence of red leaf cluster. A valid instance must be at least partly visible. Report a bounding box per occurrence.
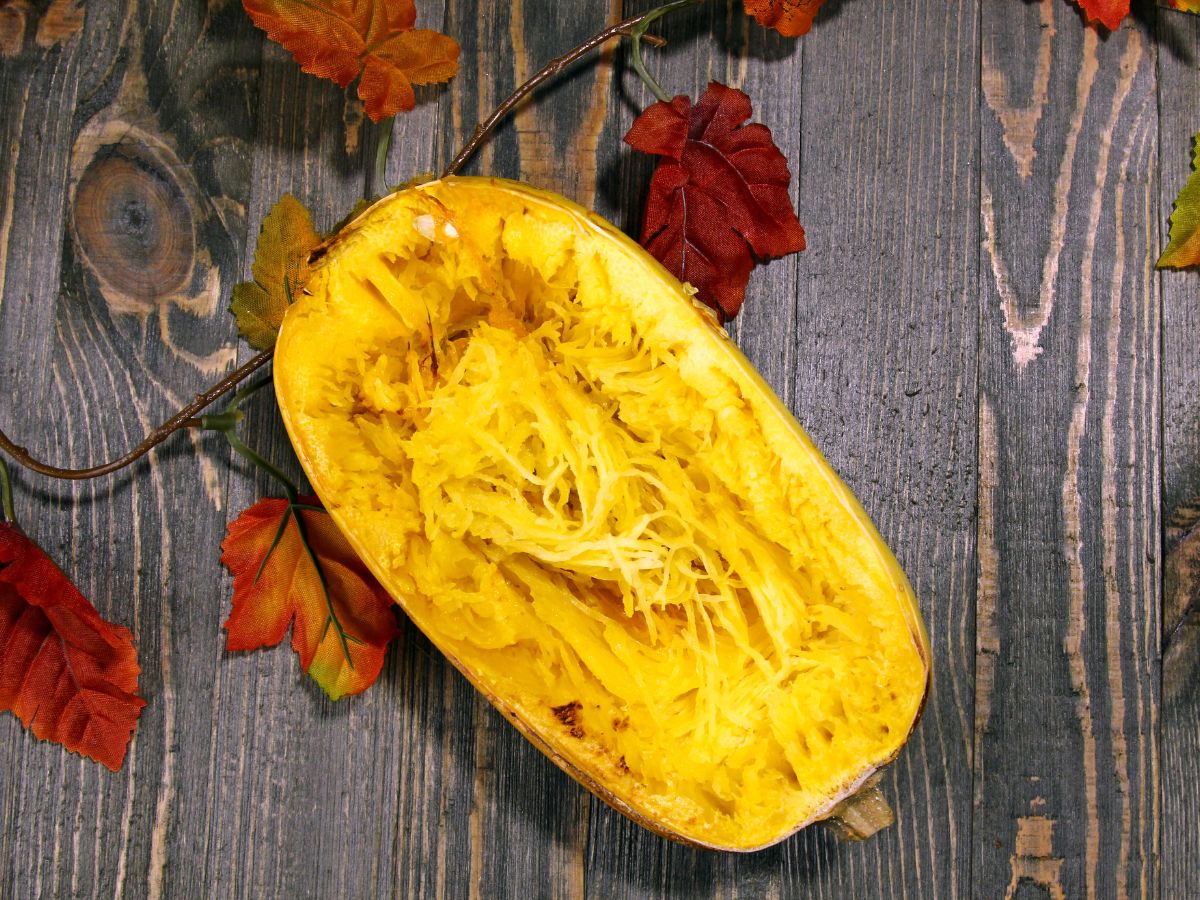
[0,523,144,771]
[624,82,805,320]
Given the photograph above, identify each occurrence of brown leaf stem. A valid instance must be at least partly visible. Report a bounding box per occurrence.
[0,456,16,525]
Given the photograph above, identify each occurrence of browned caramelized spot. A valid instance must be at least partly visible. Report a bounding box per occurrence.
[552,701,582,728]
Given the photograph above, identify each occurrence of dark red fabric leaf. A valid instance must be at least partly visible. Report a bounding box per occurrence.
[625,82,805,319]
[624,96,690,160]
[0,522,144,771]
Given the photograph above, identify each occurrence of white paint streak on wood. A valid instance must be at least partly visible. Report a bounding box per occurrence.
[155,304,237,376]
[0,86,30,310]
[1135,118,1160,900]
[1061,29,1142,900]
[68,270,160,900]
[69,758,84,896]
[981,0,1054,179]
[573,794,589,900]
[84,318,137,900]
[90,782,103,900]
[50,761,66,898]
[106,366,140,900]
[1005,816,1064,899]
[987,24,1098,370]
[974,394,999,811]
[104,354,179,900]
[223,651,253,895]
[1132,106,1159,900]
[49,316,135,900]
[934,5,976,886]
[1101,96,1151,900]
[196,626,226,890]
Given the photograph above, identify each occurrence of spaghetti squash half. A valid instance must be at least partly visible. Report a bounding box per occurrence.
[274,177,929,851]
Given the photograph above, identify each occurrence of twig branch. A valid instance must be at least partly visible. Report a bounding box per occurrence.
[0,349,274,481]
[442,12,673,177]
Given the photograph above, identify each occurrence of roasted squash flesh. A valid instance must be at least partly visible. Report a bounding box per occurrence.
[275,177,929,850]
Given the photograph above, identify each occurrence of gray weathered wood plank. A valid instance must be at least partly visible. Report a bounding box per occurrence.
[1157,5,1200,899]
[975,2,1160,896]
[0,1,261,897]
[582,1,980,897]
[174,31,402,900]
[1,0,1189,897]
[780,2,979,897]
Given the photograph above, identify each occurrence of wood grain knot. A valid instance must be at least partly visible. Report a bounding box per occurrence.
[71,142,195,312]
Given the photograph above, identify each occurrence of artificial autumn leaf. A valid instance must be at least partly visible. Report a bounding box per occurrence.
[0,522,144,771]
[1073,0,1128,29]
[231,194,320,350]
[1159,133,1200,270]
[743,0,825,37]
[1171,0,1200,14]
[221,497,398,700]
[624,81,805,320]
[241,0,460,121]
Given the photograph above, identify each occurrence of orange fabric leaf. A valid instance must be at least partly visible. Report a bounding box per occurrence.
[221,497,398,700]
[240,0,460,121]
[1073,0,1128,29]
[742,0,826,37]
[0,522,145,771]
[1170,0,1200,13]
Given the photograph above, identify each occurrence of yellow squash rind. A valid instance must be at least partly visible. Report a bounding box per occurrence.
[275,177,931,851]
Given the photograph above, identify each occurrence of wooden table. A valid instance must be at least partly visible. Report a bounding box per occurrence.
[1,1,1196,896]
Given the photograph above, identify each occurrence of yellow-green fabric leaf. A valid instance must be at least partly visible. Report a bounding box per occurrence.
[232,195,321,348]
[1160,133,1200,270]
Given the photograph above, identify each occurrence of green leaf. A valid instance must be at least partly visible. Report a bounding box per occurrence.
[232,194,321,348]
[1159,133,1200,270]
